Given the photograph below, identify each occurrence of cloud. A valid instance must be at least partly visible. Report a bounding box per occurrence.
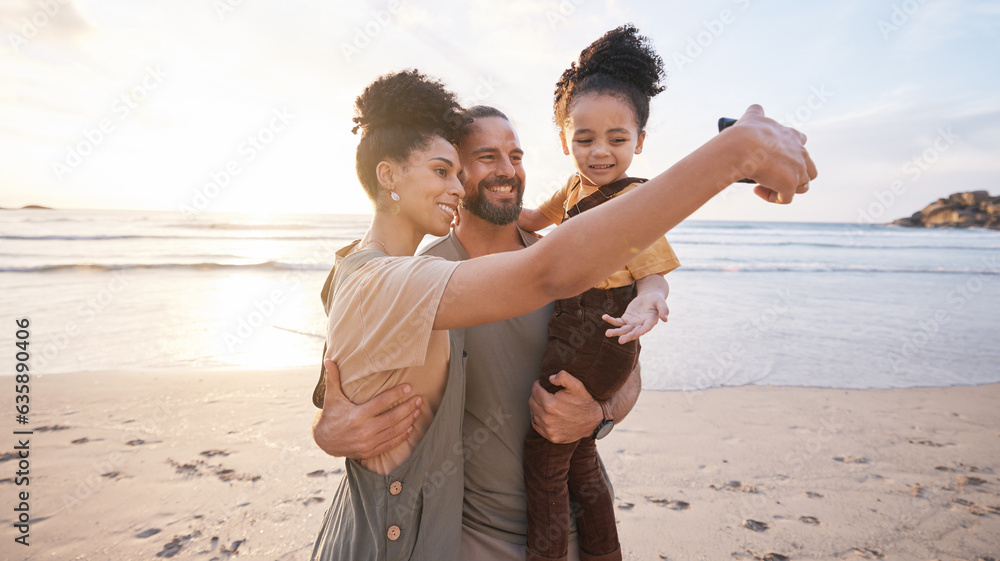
[0,0,93,48]
[1,0,998,219]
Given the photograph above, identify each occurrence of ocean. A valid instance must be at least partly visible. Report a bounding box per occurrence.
[2,209,998,390]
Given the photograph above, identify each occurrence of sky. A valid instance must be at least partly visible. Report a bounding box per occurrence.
[1,0,998,223]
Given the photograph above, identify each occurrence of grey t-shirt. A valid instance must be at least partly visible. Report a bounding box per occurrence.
[421,227,611,545]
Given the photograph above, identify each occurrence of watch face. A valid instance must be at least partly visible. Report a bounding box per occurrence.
[595,419,614,440]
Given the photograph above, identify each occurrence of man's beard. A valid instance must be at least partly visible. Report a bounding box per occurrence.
[460,176,524,226]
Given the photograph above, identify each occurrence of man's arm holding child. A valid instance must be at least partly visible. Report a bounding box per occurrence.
[528,364,641,444]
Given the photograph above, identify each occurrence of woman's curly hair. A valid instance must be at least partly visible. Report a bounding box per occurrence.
[353,70,465,206]
[553,24,666,132]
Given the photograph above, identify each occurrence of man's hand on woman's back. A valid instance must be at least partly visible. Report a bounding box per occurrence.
[312,359,423,460]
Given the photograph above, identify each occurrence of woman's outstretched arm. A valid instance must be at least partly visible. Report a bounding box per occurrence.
[433,105,816,331]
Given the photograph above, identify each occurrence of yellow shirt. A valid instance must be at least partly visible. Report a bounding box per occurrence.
[538,176,681,289]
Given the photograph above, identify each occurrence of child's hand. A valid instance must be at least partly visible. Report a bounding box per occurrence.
[602,292,669,344]
[517,208,554,233]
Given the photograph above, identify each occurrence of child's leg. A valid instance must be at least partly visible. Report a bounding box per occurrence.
[526,287,639,560]
[568,437,620,561]
[524,426,579,561]
[561,307,638,561]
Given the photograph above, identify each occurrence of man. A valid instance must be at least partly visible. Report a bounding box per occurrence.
[314,107,647,560]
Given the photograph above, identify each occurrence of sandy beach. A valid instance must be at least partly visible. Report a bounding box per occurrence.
[2,368,997,560]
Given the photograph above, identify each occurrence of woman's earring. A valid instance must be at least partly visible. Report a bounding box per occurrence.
[390,190,400,201]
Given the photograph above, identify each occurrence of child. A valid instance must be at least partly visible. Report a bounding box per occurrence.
[517,25,679,561]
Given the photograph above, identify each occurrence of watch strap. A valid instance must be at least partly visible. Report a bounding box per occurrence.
[593,400,615,440]
[598,400,613,422]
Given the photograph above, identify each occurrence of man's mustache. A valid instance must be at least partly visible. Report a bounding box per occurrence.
[479,177,523,191]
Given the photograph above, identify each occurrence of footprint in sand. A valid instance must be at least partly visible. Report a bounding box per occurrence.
[307,468,344,477]
[36,425,70,432]
[617,502,635,510]
[168,459,201,476]
[166,458,260,482]
[71,437,90,444]
[909,439,948,447]
[744,549,788,560]
[0,452,19,463]
[126,439,146,446]
[200,536,220,553]
[156,531,200,558]
[956,475,989,487]
[799,515,820,525]
[710,480,759,493]
[216,468,261,483]
[135,528,161,539]
[742,519,769,532]
[804,491,824,499]
[221,539,245,555]
[952,497,992,516]
[851,546,884,558]
[833,456,869,464]
[200,449,230,457]
[101,471,122,479]
[644,497,690,511]
[303,496,325,506]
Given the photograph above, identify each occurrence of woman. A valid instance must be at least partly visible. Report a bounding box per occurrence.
[310,69,815,561]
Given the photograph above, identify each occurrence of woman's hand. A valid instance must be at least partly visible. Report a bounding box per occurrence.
[312,359,422,460]
[729,104,817,204]
[602,291,669,344]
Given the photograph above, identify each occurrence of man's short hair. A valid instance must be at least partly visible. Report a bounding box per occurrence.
[458,106,510,140]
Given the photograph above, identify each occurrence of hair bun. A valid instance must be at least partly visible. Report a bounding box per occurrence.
[553,24,666,131]
[352,69,464,137]
[570,24,665,98]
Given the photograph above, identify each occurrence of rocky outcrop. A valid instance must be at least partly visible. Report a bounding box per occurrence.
[0,204,53,210]
[892,191,1000,230]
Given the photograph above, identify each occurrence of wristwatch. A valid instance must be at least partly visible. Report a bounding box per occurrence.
[593,400,614,440]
